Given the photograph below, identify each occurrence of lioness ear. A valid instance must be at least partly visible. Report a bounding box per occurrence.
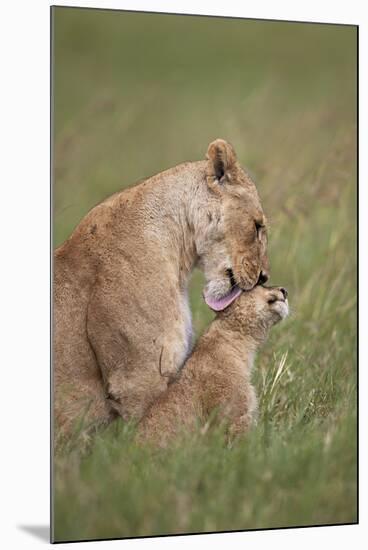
[206,139,237,182]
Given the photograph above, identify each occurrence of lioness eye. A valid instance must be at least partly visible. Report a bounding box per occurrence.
[255,221,263,236]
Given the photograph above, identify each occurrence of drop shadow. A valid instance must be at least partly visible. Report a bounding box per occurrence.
[18,525,50,543]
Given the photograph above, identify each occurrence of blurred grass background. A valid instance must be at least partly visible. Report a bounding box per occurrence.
[52,7,357,542]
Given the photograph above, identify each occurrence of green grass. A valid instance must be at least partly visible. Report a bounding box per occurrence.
[52,7,357,542]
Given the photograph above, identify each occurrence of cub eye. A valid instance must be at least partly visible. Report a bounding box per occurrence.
[267,296,277,304]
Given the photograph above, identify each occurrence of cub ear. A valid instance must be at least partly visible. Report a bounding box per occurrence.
[206,139,237,182]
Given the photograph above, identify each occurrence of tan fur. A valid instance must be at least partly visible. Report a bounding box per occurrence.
[53,139,269,437]
[137,286,289,446]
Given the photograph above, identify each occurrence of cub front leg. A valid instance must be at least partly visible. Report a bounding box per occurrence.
[225,384,258,440]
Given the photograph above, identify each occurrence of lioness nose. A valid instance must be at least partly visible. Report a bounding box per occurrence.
[257,271,269,285]
[280,287,288,299]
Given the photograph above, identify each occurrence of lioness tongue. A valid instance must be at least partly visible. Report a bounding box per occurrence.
[204,285,243,311]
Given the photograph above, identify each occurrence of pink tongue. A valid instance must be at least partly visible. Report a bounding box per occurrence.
[204,285,243,311]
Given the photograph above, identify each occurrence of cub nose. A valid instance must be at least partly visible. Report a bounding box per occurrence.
[257,271,269,285]
[279,287,288,299]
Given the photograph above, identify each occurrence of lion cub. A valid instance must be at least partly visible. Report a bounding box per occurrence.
[137,286,288,446]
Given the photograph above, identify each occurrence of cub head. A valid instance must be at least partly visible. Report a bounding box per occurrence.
[218,286,289,338]
[199,139,269,311]
[241,285,289,326]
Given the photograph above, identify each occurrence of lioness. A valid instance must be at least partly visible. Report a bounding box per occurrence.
[54,139,269,435]
[137,286,289,446]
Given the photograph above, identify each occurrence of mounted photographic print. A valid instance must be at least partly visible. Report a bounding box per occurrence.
[51,6,358,543]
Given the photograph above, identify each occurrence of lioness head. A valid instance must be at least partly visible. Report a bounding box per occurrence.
[198,139,269,311]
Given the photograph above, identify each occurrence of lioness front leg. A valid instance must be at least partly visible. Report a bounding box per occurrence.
[104,365,172,421]
[87,327,171,421]
[87,289,186,422]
